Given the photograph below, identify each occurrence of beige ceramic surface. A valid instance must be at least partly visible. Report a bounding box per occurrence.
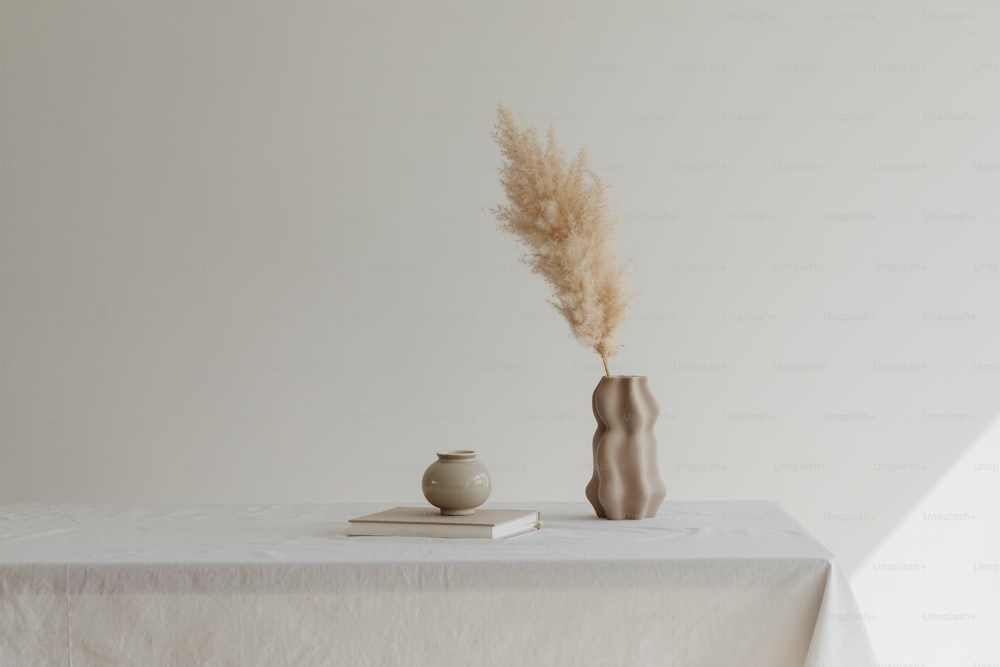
[586,376,667,520]
[421,450,492,515]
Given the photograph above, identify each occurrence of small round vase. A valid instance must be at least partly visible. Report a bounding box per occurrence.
[422,450,491,516]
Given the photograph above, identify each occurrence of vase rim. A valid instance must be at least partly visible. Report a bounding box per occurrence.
[436,449,477,460]
[601,374,647,380]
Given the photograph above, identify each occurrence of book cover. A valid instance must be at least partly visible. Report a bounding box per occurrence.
[348,507,541,539]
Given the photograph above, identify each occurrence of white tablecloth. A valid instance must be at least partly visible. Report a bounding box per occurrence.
[0,502,875,666]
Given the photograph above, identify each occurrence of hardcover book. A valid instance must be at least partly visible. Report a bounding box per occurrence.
[348,507,541,539]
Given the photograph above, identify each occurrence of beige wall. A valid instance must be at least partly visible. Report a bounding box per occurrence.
[2,2,998,662]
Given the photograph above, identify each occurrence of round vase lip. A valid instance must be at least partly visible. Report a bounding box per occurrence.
[436,449,478,460]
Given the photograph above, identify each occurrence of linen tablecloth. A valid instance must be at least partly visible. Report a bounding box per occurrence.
[0,501,875,666]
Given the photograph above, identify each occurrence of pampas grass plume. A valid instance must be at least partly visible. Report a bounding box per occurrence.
[490,104,633,376]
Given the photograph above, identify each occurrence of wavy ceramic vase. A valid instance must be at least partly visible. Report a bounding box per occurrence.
[585,376,666,520]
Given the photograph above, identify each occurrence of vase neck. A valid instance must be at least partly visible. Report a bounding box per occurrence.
[437,450,477,461]
[599,375,648,387]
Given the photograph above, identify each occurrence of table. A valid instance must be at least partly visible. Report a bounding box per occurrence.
[0,502,875,666]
